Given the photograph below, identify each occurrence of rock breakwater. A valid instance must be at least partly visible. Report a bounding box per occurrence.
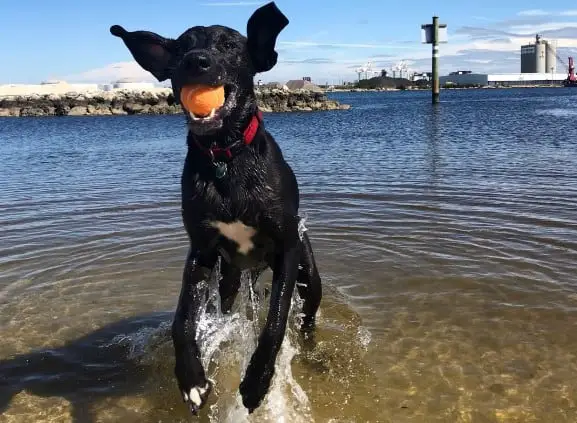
[0,88,349,117]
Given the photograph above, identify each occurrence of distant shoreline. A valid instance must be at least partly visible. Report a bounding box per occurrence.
[326,84,566,93]
[0,88,350,117]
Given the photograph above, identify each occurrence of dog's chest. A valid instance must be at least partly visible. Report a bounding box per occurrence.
[183,164,282,267]
[204,218,275,268]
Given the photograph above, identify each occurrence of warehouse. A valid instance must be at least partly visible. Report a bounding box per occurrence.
[440,72,568,87]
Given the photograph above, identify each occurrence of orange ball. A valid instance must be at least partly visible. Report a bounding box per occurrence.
[180,85,225,117]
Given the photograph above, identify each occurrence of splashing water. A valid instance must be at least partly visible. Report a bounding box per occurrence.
[108,256,313,422]
[195,258,312,423]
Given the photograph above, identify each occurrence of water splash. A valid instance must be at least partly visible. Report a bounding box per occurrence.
[200,261,312,423]
[98,257,312,421]
[356,326,372,351]
[298,215,308,241]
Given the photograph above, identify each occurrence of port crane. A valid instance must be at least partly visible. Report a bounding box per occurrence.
[552,51,576,87]
[565,57,576,86]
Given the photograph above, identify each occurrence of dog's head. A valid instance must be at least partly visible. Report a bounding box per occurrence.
[110,2,288,137]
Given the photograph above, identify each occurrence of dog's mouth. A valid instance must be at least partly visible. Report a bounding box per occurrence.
[181,84,236,133]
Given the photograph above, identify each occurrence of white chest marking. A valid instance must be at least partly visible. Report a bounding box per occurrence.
[211,220,257,255]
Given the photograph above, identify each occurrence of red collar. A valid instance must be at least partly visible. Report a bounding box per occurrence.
[194,110,263,162]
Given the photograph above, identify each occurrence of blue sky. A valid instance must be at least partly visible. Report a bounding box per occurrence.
[2,0,577,85]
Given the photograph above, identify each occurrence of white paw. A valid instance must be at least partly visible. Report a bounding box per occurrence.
[182,382,211,411]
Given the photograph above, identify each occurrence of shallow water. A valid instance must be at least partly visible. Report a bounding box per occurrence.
[1,88,577,422]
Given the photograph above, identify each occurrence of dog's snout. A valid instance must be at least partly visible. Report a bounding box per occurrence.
[196,55,211,70]
[185,54,212,75]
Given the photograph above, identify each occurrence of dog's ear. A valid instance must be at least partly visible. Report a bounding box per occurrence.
[110,25,175,81]
[246,2,289,73]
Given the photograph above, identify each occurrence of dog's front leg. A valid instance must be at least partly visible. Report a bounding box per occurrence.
[239,242,299,412]
[172,249,213,415]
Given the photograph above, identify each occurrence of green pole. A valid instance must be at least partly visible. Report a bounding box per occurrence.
[432,16,440,104]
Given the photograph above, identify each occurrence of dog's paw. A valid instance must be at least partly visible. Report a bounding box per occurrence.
[300,316,316,334]
[182,381,212,415]
[239,368,272,413]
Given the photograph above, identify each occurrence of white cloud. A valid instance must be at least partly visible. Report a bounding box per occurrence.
[509,21,577,33]
[62,61,156,84]
[518,9,577,17]
[471,16,498,22]
[517,9,550,16]
[278,41,414,50]
[465,59,493,64]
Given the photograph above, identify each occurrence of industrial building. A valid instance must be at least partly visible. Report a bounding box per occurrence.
[439,34,567,87]
[0,79,165,96]
[110,78,156,91]
[0,80,99,96]
[521,34,557,74]
[440,72,567,87]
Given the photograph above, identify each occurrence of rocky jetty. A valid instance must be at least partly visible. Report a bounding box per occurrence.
[0,88,349,117]
[255,88,349,113]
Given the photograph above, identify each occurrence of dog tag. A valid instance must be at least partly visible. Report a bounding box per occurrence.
[214,161,227,178]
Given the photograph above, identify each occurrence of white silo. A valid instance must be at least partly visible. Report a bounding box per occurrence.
[535,36,546,73]
[546,39,557,74]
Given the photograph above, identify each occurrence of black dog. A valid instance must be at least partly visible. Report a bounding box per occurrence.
[110,2,322,415]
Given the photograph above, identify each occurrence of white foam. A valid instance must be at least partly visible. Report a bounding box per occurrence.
[356,326,372,350]
[101,320,170,362]
[100,256,312,422]
[536,108,577,117]
[199,259,312,422]
[298,216,308,241]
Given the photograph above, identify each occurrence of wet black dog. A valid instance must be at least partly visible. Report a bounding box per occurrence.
[110,2,322,415]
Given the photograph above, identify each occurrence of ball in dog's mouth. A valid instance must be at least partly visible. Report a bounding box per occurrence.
[181,84,226,122]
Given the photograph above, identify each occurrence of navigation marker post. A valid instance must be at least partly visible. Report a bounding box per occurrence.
[421,17,447,104]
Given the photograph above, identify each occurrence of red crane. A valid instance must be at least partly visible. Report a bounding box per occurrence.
[556,53,577,87]
[563,56,577,87]
[568,57,576,82]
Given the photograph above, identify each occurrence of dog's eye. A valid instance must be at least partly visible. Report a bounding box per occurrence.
[218,36,236,51]
[180,34,199,52]
[220,39,236,50]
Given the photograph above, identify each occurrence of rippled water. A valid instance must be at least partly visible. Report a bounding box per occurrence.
[1,88,577,422]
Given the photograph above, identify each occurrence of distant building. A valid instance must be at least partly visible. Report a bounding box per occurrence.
[112,79,155,91]
[0,78,174,97]
[411,72,430,82]
[521,34,557,74]
[261,82,289,90]
[0,80,99,96]
[285,79,323,92]
[440,72,567,86]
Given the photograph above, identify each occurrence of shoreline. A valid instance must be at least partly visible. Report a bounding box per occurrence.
[0,88,350,117]
[326,84,565,92]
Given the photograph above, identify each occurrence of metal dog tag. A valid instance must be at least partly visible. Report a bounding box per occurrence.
[214,161,227,178]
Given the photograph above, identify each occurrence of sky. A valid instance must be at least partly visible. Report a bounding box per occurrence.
[2,0,577,85]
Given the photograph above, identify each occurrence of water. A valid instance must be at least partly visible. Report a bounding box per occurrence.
[1,88,577,422]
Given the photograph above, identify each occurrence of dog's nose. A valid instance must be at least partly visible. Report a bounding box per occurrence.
[185,54,212,75]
